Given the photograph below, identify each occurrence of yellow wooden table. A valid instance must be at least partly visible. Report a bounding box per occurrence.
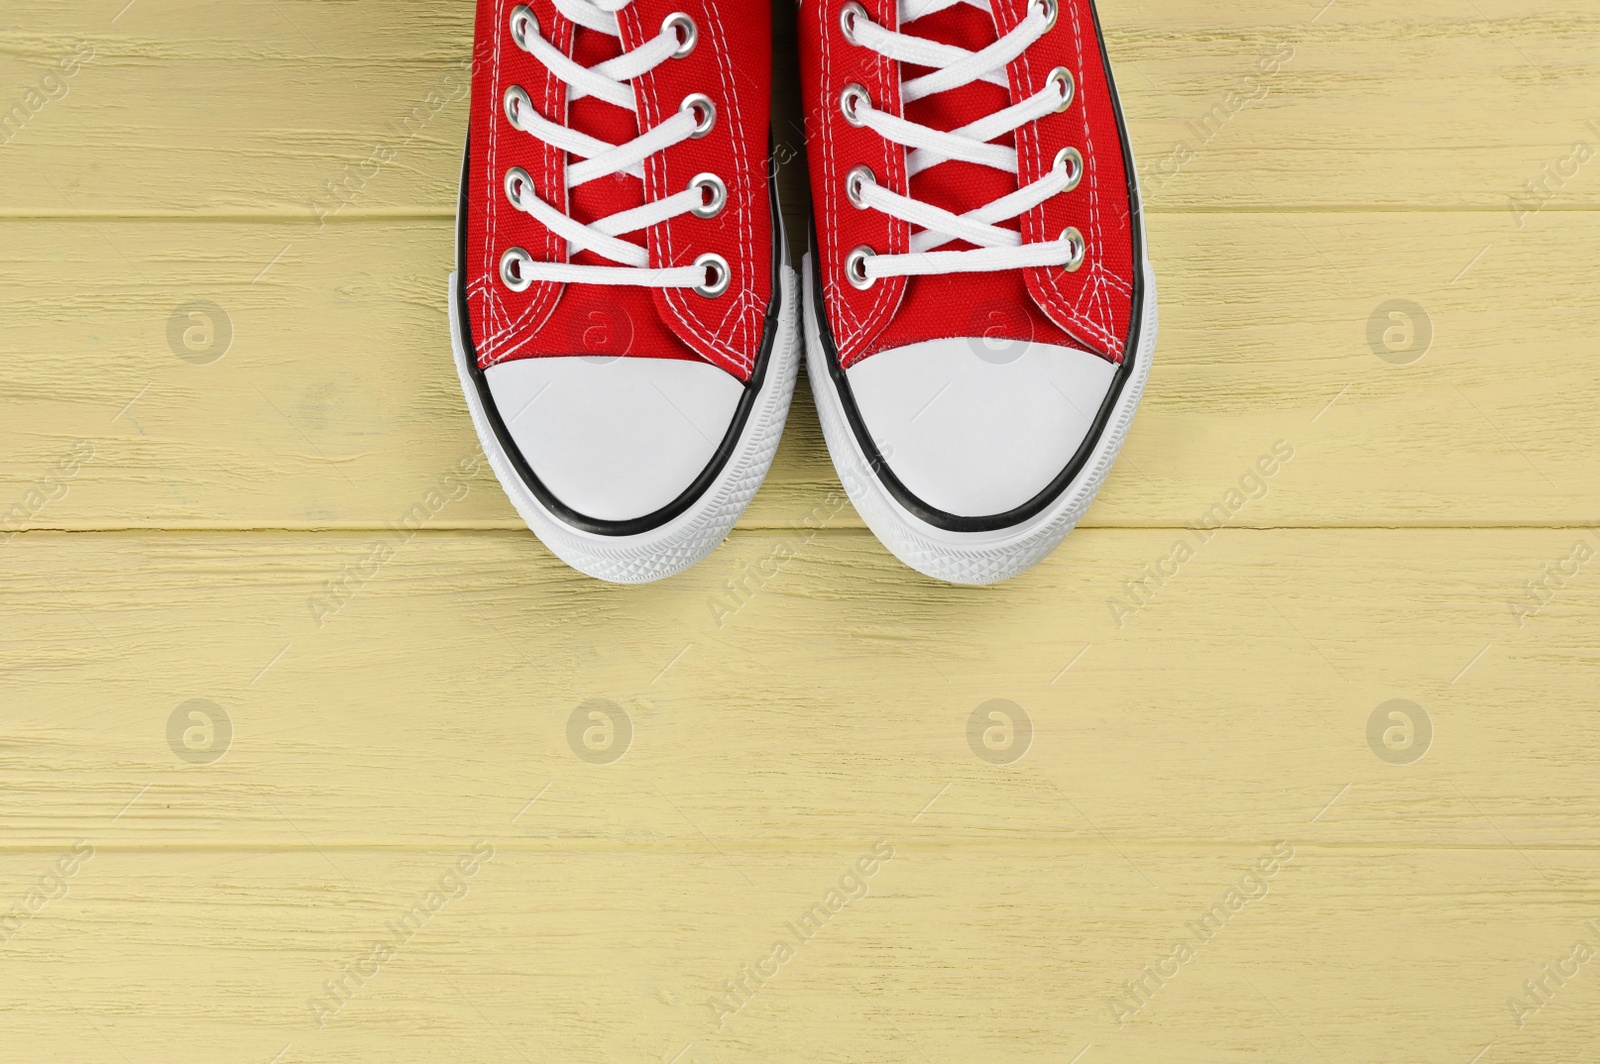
[2,2,1598,1061]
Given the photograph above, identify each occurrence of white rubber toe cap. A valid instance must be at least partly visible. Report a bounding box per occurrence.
[844,338,1117,519]
[485,356,744,523]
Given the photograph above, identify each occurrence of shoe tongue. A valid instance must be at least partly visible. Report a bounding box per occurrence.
[900,3,1020,248]
[565,23,645,264]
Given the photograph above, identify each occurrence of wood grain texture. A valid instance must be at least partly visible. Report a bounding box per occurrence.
[1,210,1597,530]
[2,531,1599,1063]
[1,1,1598,213]
[2,2,1598,1062]
[3,847,1598,1063]
[2,528,1597,847]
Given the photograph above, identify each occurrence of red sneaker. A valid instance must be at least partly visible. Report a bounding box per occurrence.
[451,0,799,583]
[798,0,1156,584]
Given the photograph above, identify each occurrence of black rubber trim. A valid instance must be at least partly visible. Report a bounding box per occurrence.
[453,137,784,539]
[809,1,1146,535]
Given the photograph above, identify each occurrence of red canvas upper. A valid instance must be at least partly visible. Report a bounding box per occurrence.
[464,0,773,382]
[798,0,1136,369]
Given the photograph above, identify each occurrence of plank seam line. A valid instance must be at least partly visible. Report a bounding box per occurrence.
[5,205,1600,222]
[2,524,1596,537]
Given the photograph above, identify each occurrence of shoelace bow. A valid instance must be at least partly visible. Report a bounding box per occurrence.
[498,0,732,297]
[839,0,1086,288]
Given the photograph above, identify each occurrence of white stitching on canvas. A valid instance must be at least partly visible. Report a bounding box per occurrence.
[1022,0,1120,355]
[657,1,757,376]
[829,0,907,366]
[480,3,570,366]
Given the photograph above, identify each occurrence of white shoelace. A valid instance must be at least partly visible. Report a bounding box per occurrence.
[497,0,731,297]
[839,0,1086,287]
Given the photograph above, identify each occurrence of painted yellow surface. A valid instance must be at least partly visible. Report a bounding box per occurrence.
[1,2,1598,1063]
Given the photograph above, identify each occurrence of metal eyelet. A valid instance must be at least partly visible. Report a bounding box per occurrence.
[509,5,538,51]
[1054,146,1083,192]
[1059,227,1086,272]
[840,83,872,127]
[845,165,875,209]
[688,173,727,218]
[663,12,697,58]
[840,1,868,44]
[503,85,532,130]
[694,253,731,298]
[681,93,717,138]
[1031,0,1058,32]
[504,166,533,209]
[500,247,534,292]
[1046,67,1075,112]
[845,245,876,289]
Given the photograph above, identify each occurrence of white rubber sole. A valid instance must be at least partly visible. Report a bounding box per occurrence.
[803,254,1158,585]
[449,262,800,585]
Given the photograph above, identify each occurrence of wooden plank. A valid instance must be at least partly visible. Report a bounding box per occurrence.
[3,528,1597,848]
[0,844,1596,1063]
[0,2,1597,214]
[1,210,1596,531]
